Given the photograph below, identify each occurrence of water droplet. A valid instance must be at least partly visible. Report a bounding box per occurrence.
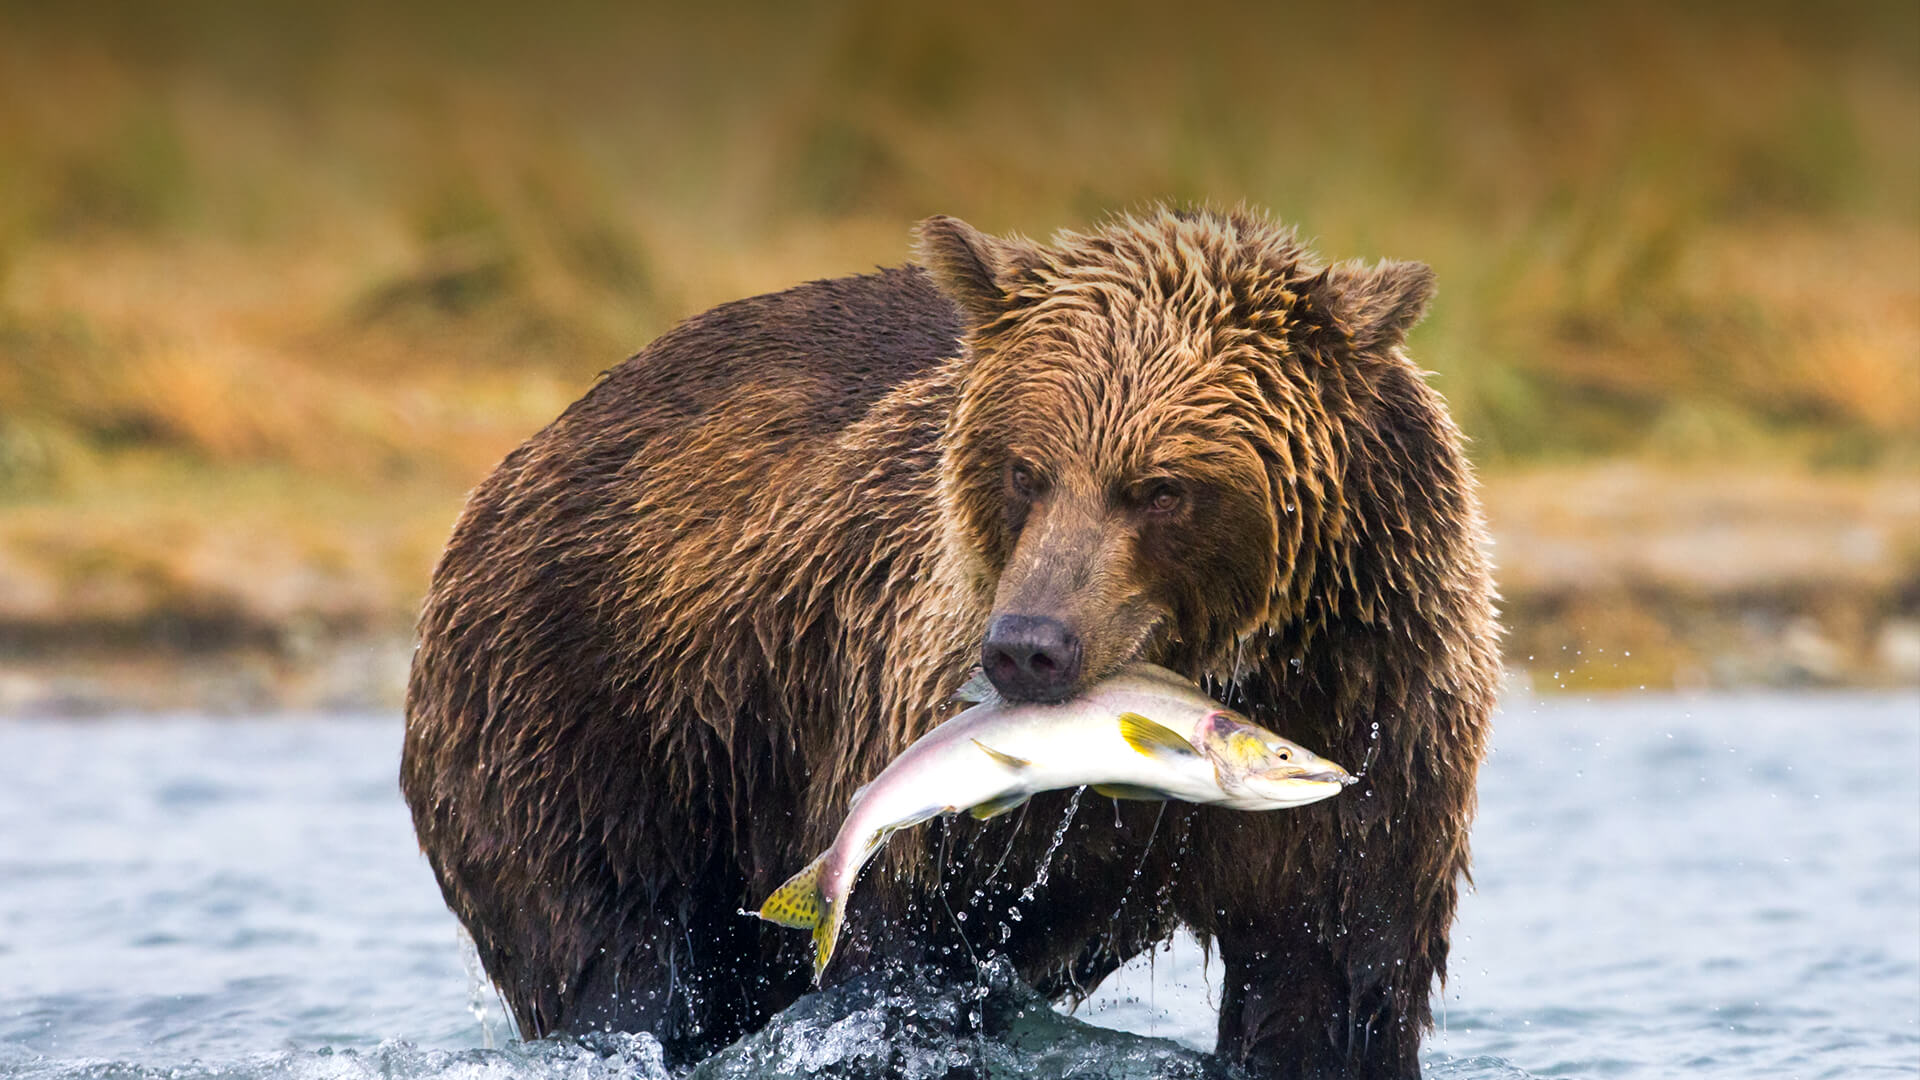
[1019,787,1085,904]
[457,926,498,1050]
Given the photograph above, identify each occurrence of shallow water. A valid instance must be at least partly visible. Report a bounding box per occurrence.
[1,693,1915,1078]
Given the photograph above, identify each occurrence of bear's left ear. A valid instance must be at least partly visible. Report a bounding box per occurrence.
[1319,258,1436,354]
[914,215,1046,329]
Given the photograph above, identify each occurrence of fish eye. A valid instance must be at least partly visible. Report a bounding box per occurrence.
[1277,749,1290,760]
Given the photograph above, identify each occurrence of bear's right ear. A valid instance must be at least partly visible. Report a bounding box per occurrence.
[914,216,1045,328]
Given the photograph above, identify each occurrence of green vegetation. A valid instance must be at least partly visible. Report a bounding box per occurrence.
[0,1,1916,684]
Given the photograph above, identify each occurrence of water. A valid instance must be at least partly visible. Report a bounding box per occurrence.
[2,693,1915,1078]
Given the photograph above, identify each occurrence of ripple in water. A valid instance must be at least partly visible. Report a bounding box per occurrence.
[0,1035,672,1080]
[0,692,1915,1079]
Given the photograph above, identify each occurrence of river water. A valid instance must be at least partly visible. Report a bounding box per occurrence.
[1,692,1915,1078]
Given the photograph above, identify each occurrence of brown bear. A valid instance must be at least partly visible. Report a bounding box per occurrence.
[401,207,1499,1079]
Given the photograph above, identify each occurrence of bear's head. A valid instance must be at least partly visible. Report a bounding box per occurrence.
[919,208,1439,703]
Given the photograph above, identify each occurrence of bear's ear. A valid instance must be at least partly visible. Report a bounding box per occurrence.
[1319,258,1436,354]
[914,215,1045,328]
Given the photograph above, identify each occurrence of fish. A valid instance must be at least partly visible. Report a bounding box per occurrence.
[754,662,1353,982]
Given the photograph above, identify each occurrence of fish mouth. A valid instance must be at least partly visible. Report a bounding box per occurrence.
[1237,771,1349,810]
[1261,763,1356,788]
[1296,768,1356,786]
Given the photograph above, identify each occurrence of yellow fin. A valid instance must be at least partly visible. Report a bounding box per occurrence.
[969,792,1032,820]
[1117,711,1200,760]
[1091,782,1175,801]
[972,739,1031,769]
[758,852,851,983]
[812,893,846,983]
[756,852,828,930]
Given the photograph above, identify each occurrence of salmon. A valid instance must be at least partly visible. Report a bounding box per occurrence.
[756,662,1351,981]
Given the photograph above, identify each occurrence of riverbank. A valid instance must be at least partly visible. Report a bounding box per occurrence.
[1,465,1912,715]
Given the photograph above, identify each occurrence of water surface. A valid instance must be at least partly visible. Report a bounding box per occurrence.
[1,693,1915,1078]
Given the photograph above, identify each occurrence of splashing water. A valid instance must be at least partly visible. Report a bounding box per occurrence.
[1018,786,1085,905]
[1353,719,1381,780]
[456,926,501,1050]
[684,961,1231,1080]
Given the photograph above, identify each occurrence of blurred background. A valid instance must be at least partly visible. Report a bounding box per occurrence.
[1,0,1915,712]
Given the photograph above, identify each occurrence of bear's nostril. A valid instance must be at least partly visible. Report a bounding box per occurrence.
[980,614,1083,702]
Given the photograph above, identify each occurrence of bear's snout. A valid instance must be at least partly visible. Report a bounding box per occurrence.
[980,614,1084,702]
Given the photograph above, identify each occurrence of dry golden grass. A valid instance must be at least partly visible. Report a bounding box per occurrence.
[0,1,1916,641]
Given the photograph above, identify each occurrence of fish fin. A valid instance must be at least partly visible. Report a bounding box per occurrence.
[953,669,1000,705]
[968,792,1032,820]
[972,739,1031,769]
[1091,782,1175,801]
[890,805,949,832]
[812,892,846,984]
[756,851,829,931]
[1117,711,1201,760]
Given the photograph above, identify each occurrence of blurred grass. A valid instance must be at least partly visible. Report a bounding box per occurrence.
[0,0,1917,646]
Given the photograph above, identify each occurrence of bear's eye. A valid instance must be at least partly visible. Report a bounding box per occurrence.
[1007,460,1044,499]
[1141,480,1184,515]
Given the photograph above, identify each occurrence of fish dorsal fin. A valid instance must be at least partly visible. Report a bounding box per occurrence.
[969,792,1031,820]
[972,739,1030,769]
[756,851,829,930]
[953,669,1000,705]
[1117,712,1200,760]
[1091,782,1175,801]
[1121,662,1191,687]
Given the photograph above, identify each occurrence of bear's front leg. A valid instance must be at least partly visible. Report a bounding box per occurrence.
[1213,905,1435,1080]
[1192,808,1459,1080]
[1211,902,1351,1080]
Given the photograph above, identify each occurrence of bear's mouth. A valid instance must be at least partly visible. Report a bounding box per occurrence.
[1107,614,1179,683]
[976,607,1178,704]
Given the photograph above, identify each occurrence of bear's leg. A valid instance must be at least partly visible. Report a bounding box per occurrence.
[1199,837,1455,1079]
[1209,903,1351,1080]
[560,864,810,1065]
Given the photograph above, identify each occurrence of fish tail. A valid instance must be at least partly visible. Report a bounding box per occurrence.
[812,893,846,984]
[757,851,830,931]
[757,851,852,982]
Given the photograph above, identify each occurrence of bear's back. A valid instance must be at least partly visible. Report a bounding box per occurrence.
[578,264,963,443]
[408,265,967,748]
[426,264,965,611]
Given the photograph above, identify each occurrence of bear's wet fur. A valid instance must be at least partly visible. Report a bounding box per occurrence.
[402,207,1499,1079]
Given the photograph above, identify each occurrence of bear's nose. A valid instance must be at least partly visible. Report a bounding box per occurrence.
[981,615,1083,703]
